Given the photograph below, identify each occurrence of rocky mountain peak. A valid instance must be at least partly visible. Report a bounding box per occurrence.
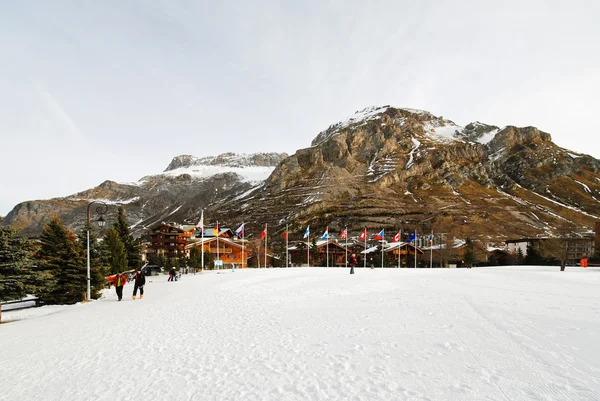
[165,152,287,172]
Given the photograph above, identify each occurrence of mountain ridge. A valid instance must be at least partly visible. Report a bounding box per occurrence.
[3,106,599,248]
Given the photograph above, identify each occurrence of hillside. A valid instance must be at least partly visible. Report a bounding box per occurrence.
[3,106,600,246]
[217,106,600,245]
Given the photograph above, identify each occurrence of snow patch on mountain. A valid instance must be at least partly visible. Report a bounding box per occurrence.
[423,120,463,143]
[159,165,275,183]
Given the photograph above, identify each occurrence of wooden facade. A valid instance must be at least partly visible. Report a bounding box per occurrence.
[149,223,196,258]
[185,237,248,268]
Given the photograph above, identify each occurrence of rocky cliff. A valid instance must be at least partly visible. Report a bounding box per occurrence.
[4,106,600,247]
[2,152,287,237]
[216,106,600,245]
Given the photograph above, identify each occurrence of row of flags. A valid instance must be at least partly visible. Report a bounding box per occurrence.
[197,211,433,245]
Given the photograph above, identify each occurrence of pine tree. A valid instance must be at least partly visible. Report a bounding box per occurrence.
[114,207,141,270]
[38,217,88,305]
[189,247,202,270]
[176,250,186,269]
[0,227,36,322]
[77,220,107,299]
[464,238,476,267]
[103,227,128,275]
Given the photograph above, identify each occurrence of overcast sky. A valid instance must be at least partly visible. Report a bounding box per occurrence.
[1,1,599,215]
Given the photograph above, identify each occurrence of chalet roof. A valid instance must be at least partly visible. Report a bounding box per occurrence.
[195,227,235,238]
[184,237,246,250]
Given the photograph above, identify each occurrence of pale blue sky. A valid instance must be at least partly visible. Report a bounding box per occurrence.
[1,1,599,215]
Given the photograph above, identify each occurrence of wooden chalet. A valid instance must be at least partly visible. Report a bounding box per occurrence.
[382,242,424,267]
[149,222,196,258]
[185,237,248,268]
[315,240,349,267]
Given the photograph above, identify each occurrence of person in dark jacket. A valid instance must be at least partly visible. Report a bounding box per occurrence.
[168,267,175,282]
[132,270,146,300]
[107,273,127,301]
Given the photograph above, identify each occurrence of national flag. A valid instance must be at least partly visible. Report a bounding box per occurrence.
[340,228,347,240]
[321,227,329,240]
[359,228,367,241]
[393,231,401,242]
[303,225,310,238]
[261,225,267,240]
[283,230,287,240]
[196,210,204,230]
[429,232,433,246]
[374,229,384,241]
[235,223,244,237]
[213,223,219,236]
[406,231,416,243]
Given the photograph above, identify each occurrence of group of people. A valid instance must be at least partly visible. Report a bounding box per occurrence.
[167,267,179,282]
[106,270,146,301]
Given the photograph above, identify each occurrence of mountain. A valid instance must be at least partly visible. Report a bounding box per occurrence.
[4,106,600,247]
[2,152,287,237]
[215,106,600,245]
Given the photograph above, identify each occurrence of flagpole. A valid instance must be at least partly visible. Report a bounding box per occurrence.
[345,227,348,268]
[414,230,417,269]
[242,223,245,269]
[286,224,289,268]
[307,230,310,267]
[398,230,401,268]
[363,228,366,269]
[201,210,204,271]
[217,220,220,270]
[264,223,268,268]
[430,231,433,268]
[326,227,329,268]
[381,236,384,269]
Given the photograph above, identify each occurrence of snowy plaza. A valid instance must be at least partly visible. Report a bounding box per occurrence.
[2,266,600,401]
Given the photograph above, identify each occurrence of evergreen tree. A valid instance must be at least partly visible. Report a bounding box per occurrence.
[38,217,87,305]
[524,244,543,265]
[203,251,215,269]
[189,247,202,270]
[517,248,525,265]
[464,238,476,267]
[0,227,35,303]
[77,221,107,299]
[176,250,186,269]
[103,227,128,275]
[114,207,141,270]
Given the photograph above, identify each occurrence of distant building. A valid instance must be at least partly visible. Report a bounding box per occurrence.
[505,237,594,265]
[149,222,196,258]
[185,237,247,268]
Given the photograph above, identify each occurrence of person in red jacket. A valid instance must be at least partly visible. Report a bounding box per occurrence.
[107,272,127,301]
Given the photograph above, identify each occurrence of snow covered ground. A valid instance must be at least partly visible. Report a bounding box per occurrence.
[2,266,600,401]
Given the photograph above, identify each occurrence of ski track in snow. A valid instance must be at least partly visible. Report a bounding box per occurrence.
[1,267,599,401]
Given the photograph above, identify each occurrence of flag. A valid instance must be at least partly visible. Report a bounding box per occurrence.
[407,232,416,243]
[196,210,204,230]
[429,232,433,246]
[261,225,267,240]
[393,231,401,242]
[374,229,384,241]
[321,227,329,240]
[283,230,287,239]
[303,225,310,238]
[359,228,367,241]
[340,228,347,240]
[213,223,219,236]
[235,223,244,237]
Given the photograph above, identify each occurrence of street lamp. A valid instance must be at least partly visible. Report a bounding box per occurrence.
[87,201,108,301]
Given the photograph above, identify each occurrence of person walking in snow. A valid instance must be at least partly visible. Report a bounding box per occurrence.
[107,272,127,301]
[132,270,146,300]
[168,267,175,282]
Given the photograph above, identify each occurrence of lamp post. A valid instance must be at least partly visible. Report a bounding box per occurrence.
[87,201,108,301]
